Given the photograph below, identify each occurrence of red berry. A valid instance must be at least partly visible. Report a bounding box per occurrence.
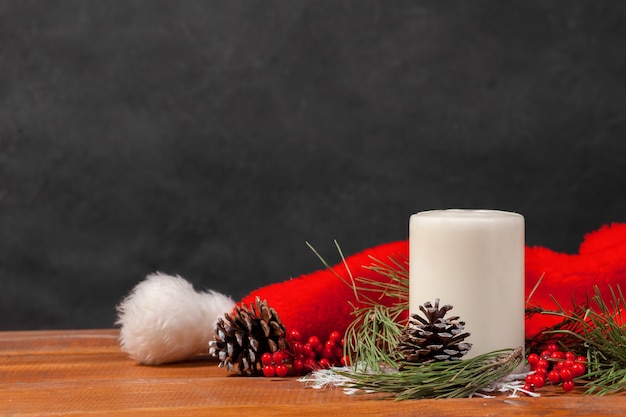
[303,344,315,358]
[261,352,273,366]
[272,351,287,364]
[540,350,551,359]
[559,368,573,382]
[571,363,586,378]
[536,359,549,371]
[318,358,330,369]
[565,351,576,361]
[329,331,342,343]
[534,366,548,376]
[527,353,540,368]
[341,355,351,366]
[275,363,289,377]
[576,356,588,364]
[334,347,344,359]
[562,380,575,392]
[533,374,546,389]
[263,365,276,377]
[303,358,318,371]
[525,374,535,384]
[548,370,561,384]
[522,383,534,393]
[547,344,559,353]
[292,359,304,373]
[325,339,336,349]
[322,346,335,359]
[290,329,302,342]
[308,336,321,348]
[550,351,565,360]
[292,342,304,354]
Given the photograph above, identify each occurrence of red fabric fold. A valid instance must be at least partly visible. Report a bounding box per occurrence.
[240,223,626,341]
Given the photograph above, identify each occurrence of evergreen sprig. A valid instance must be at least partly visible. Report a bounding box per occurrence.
[344,303,405,372]
[306,241,409,372]
[538,285,626,395]
[344,255,410,372]
[338,348,523,400]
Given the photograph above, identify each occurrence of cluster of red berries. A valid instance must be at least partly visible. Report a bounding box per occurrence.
[524,344,587,394]
[260,329,348,378]
[260,350,290,377]
[288,329,348,375]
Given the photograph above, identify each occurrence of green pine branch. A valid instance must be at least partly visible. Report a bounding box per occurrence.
[338,348,523,400]
[537,285,626,395]
[306,240,409,372]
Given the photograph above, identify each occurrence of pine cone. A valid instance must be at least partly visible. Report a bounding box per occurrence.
[397,299,471,365]
[209,297,287,375]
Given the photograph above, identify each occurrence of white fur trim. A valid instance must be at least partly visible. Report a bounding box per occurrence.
[116,272,235,365]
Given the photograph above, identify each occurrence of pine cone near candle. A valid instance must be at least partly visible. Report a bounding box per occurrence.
[209,297,287,375]
[397,299,471,365]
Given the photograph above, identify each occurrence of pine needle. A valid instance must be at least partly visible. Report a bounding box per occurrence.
[344,304,405,372]
[337,348,523,400]
[343,255,409,372]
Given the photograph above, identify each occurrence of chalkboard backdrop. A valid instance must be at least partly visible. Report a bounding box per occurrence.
[1,1,625,330]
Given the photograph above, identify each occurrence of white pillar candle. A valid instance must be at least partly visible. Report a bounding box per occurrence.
[409,209,525,360]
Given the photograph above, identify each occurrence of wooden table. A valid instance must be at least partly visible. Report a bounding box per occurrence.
[1,329,624,416]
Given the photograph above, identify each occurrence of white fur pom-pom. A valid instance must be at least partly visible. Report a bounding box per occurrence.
[116,272,235,365]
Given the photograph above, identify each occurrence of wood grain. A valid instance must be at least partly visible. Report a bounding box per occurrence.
[1,329,625,416]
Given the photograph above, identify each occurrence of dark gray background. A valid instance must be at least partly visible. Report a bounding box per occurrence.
[1,1,625,330]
